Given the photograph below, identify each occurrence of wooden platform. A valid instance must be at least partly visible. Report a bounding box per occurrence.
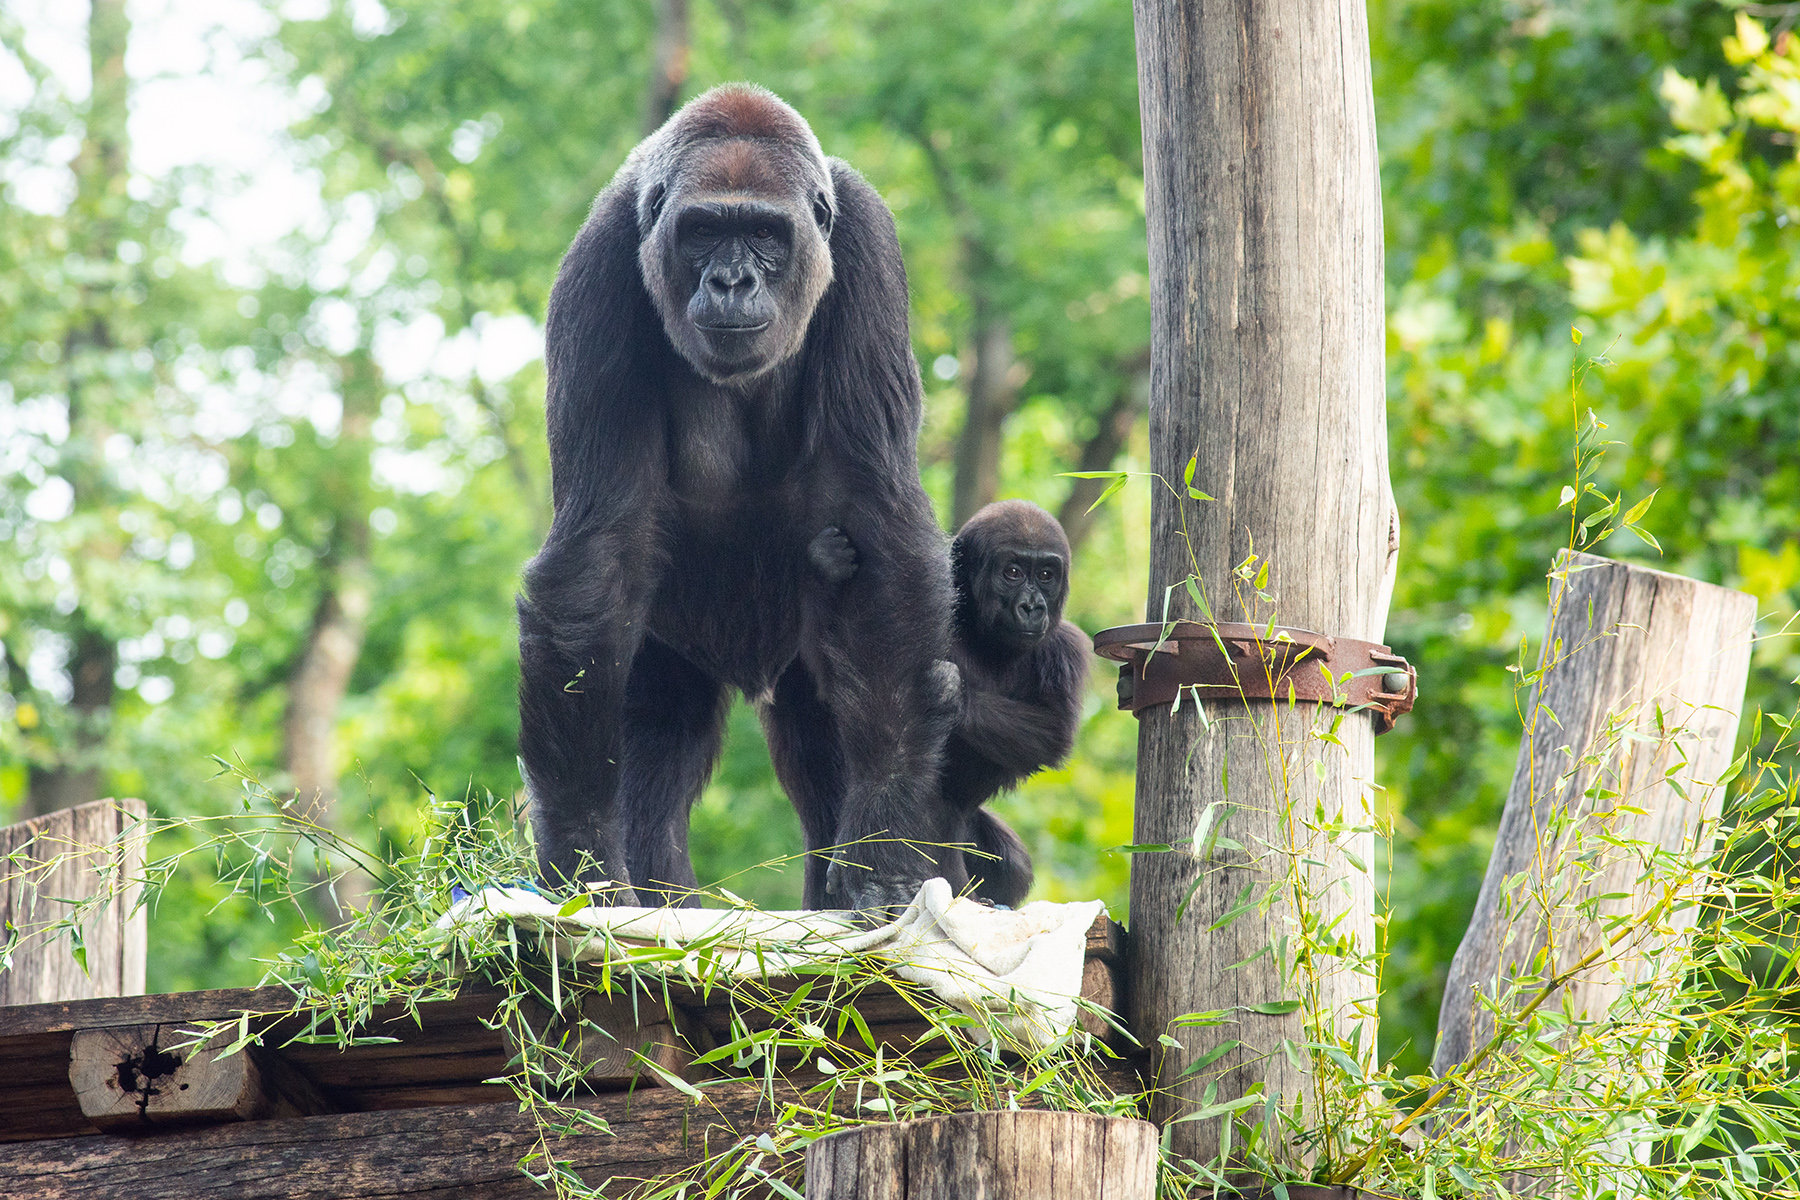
[0,917,1134,1198]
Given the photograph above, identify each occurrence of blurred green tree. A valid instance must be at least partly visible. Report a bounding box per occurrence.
[1,0,244,822]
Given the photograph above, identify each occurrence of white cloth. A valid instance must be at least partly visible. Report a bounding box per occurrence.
[436,877,1106,1049]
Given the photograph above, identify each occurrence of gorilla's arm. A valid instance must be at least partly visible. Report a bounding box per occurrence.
[789,161,959,911]
[955,619,1089,777]
[518,175,674,894]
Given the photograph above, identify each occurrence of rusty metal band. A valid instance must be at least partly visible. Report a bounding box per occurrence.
[1091,621,1417,735]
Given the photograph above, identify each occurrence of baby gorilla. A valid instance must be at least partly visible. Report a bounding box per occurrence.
[809,500,1088,906]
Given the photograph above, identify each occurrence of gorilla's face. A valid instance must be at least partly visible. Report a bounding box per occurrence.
[971,542,1067,654]
[641,140,834,384]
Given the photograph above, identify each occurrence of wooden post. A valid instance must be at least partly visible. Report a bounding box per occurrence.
[0,798,147,1007]
[1434,553,1756,1072]
[1128,0,1394,1168]
[805,1111,1158,1199]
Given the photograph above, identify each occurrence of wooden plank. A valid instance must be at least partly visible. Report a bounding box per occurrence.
[0,985,297,1038]
[1434,554,1757,1073]
[1,926,1134,1142]
[0,990,509,1142]
[1127,0,1393,1168]
[0,799,147,1006]
[518,988,691,1087]
[3,1074,1153,1198]
[1085,911,1126,964]
[805,1111,1158,1199]
[71,1023,334,1130]
[0,1084,777,1199]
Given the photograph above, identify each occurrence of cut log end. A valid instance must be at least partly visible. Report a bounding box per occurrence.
[70,1023,333,1132]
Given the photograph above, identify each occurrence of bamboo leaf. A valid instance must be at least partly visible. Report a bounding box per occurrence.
[1622,489,1658,525]
[1085,472,1129,514]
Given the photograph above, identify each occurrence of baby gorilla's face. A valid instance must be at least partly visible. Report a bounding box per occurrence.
[973,544,1067,653]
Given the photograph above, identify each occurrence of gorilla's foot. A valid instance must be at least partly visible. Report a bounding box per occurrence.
[585,881,643,907]
[825,861,927,919]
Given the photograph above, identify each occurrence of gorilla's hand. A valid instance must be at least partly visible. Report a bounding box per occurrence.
[925,658,964,723]
[807,526,859,584]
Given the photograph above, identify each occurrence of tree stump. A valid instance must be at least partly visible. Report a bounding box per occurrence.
[804,1111,1157,1199]
[1434,552,1757,1072]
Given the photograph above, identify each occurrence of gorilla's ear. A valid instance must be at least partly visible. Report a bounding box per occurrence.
[812,191,834,237]
[644,181,668,231]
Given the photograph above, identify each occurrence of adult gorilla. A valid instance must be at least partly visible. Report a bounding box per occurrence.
[518,85,955,912]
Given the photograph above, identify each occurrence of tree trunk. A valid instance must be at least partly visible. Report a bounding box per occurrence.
[25,632,116,819]
[27,0,132,819]
[1433,553,1754,1193]
[284,561,372,825]
[1128,0,1393,1170]
[1435,554,1756,1071]
[1057,359,1148,555]
[73,0,130,242]
[642,0,690,135]
[950,311,1018,529]
[281,352,379,909]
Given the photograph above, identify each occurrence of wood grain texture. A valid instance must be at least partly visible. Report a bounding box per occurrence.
[516,987,692,1087]
[0,1084,778,1199]
[1129,0,1393,1166]
[1434,553,1757,1073]
[0,926,1135,1143]
[71,1022,334,1131]
[0,799,147,1007]
[805,1111,1158,1199]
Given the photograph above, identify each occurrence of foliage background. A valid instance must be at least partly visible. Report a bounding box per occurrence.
[2,0,1795,1077]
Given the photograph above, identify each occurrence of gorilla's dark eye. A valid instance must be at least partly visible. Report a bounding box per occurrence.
[753,225,775,240]
[1039,566,1056,582]
[693,223,717,239]
[1003,564,1024,582]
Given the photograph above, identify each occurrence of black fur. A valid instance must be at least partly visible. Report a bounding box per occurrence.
[518,85,956,911]
[810,500,1089,906]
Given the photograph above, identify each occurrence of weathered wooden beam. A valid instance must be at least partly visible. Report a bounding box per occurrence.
[1,1085,774,1199]
[805,1111,1158,1199]
[1,919,1134,1145]
[1434,553,1757,1073]
[0,798,147,1006]
[1128,0,1394,1167]
[516,986,693,1087]
[70,1022,334,1131]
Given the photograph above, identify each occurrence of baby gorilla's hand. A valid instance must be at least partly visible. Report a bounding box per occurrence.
[807,526,859,584]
